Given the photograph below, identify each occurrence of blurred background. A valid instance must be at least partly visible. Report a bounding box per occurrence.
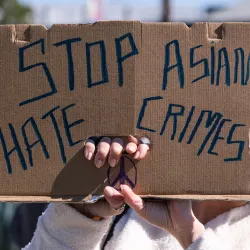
[0,0,248,249]
[0,0,248,27]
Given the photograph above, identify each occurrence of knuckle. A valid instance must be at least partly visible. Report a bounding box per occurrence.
[98,141,111,152]
[96,151,108,159]
[111,145,123,156]
[139,144,149,152]
[126,142,137,151]
[85,142,95,150]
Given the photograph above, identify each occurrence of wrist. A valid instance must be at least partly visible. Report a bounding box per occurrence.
[69,204,103,221]
[177,220,205,249]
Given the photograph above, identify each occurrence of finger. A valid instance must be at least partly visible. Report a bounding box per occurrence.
[128,135,139,144]
[108,138,124,167]
[121,184,145,214]
[94,137,111,168]
[84,141,95,160]
[134,144,150,160]
[126,142,138,154]
[104,186,124,210]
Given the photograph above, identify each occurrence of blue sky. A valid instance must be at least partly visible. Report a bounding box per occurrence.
[20,0,236,8]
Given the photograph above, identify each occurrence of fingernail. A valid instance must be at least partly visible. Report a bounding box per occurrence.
[87,152,93,160]
[104,186,114,197]
[127,146,133,152]
[96,160,103,168]
[110,158,117,167]
[134,151,140,159]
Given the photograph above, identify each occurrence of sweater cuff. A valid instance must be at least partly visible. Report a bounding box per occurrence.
[26,203,113,249]
[46,203,113,228]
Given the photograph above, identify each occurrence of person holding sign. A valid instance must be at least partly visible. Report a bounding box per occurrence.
[23,136,250,250]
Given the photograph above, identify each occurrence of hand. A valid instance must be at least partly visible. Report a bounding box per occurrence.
[70,135,150,218]
[120,185,205,249]
[71,136,204,249]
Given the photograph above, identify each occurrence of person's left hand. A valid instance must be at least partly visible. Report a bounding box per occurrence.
[70,135,150,219]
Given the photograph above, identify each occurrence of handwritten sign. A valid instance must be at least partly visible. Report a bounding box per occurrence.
[0,22,249,201]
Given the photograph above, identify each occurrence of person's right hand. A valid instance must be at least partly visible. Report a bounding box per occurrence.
[70,135,150,219]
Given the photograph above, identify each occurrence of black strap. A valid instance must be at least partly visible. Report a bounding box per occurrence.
[101,205,130,250]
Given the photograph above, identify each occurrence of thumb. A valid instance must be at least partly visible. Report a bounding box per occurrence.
[121,184,145,214]
[121,184,171,230]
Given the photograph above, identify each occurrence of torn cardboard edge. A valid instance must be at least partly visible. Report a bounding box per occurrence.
[1,195,250,203]
[3,21,227,44]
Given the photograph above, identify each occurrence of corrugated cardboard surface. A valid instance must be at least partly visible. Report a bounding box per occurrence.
[0,22,250,202]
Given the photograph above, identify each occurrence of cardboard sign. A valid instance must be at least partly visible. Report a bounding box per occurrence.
[0,22,250,202]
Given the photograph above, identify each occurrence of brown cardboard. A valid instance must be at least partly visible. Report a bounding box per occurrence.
[0,22,250,202]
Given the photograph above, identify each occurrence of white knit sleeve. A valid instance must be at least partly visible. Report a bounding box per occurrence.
[23,203,113,250]
[187,229,225,250]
